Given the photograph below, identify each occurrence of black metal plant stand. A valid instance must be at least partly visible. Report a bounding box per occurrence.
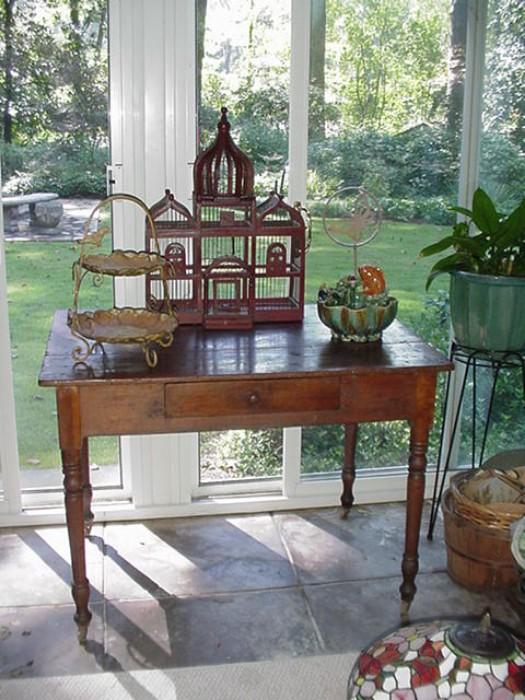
[427,341,525,540]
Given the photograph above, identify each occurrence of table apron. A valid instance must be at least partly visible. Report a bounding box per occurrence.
[76,371,437,438]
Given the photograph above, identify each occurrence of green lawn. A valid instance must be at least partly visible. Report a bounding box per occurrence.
[6,219,448,470]
[305,218,448,323]
[6,239,118,470]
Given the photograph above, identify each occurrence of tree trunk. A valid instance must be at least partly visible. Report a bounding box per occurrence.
[69,0,82,91]
[309,0,326,141]
[2,0,15,144]
[196,0,208,110]
[446,0,467,133]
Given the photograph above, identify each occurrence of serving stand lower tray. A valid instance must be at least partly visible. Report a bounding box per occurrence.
[68,307,177,368]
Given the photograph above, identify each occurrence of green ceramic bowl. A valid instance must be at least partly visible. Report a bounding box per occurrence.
[317,297,398,342]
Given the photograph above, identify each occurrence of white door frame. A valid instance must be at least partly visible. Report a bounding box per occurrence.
[0,177,22,515]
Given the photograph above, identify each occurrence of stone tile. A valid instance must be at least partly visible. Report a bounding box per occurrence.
[103,515,296,601]
[0,603,104,679]
[0,525,104,606]
[105,589,322,669]
[274,503,446,585]
[304,571,523,654]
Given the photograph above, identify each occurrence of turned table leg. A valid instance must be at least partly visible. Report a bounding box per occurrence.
[81,438,94,536]
[400,418,430,623]
[341,423,358,519]
[57,387,92,642]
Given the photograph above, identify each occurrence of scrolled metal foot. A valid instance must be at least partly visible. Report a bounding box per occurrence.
[143,343,158,368]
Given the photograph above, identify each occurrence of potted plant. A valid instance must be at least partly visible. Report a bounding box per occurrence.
[420,187,525,351]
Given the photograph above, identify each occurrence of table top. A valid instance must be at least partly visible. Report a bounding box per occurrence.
[39,307,452,387]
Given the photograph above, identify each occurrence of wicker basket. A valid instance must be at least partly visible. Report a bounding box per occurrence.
[449,467,525,531]
[442,488,519,590]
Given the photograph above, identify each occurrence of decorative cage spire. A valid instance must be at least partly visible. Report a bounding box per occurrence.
[193,107,254,202]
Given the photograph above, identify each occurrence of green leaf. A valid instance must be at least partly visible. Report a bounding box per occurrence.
[471,187,500,235]
[425,252,473,290]
[452,221,469,237]
[493,199,525,250]
[457,232,490,257]
[449,205,473,218]
[419,236,456,258]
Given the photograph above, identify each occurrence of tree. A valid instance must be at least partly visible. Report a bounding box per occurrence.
[0,0,107,148]
[328,0,448,132]
[1,0,15,143]
[58,0,107,145]
[483,0,525,146]
[309,0,326,141]
[196,0,208,114]
[446,0,467,133]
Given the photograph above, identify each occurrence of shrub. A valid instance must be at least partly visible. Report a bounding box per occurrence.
[200,429,282,478]
[1,140,108,197]
[381,197,417,222]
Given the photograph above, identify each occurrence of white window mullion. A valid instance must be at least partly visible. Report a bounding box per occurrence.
[288,0,311,206]
[457,0,488,211]
[0,184,22,514]
[176,433,199,504]
[282,427,302,497]
[281,0,312,494]
[439,0,488,477]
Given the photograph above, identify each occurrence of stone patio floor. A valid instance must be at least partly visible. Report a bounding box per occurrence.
[0,502,523,680]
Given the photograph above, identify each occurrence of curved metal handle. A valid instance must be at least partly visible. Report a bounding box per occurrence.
[80,192,159,253]
[294,201,312,253]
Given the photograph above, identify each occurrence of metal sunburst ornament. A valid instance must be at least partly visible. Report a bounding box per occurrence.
[317,186,398,343]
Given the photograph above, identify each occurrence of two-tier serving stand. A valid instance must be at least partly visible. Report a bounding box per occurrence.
[68,193,177,368]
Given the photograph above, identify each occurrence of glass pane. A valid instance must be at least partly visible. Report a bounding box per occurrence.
[1,2,121,496]
[198,0,291,193]
[457,0,525,465]
[200,429,282,483]
[197,0,290,483]
[302,0,459,476]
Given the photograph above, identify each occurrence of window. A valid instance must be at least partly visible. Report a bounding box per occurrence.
[197,0,292,487]
[0,0,508,522]
[455,0,525,466]
[0,0,127,510]
[302,0,459,478]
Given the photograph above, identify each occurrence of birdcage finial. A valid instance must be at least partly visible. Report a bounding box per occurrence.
[219,107,230,131]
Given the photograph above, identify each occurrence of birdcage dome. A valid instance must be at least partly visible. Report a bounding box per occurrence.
[193,107,254,203]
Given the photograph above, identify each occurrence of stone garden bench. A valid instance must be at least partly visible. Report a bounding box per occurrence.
[2,192,64,228]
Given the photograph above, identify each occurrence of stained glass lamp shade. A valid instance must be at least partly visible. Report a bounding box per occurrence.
[347,614,525,699]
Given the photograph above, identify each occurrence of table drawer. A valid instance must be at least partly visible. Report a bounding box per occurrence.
[165,376,341,419]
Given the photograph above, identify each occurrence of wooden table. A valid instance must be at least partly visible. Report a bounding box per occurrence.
[39,307,452,640]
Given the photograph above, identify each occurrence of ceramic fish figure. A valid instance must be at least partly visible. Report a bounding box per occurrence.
[358,265,386,296]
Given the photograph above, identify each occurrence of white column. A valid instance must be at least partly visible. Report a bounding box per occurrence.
[457,0,488,209]
[288,0,311,205]
[108,0,197,508]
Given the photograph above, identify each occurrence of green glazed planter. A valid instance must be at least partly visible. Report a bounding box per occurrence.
[317,297,398,342]
[450,270,525,351]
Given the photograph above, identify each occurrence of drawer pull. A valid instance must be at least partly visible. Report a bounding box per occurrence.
[248,392,260,405]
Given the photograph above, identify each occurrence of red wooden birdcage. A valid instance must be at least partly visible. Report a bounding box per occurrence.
[146,107,307,329]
